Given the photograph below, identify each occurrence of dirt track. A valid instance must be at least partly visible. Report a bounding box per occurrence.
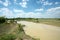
[17,21,60,40]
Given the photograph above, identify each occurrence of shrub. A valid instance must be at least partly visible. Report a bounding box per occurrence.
[58,19,60,20]
[0,17,6,24]
[0,34,16,40]
[18,24,24,32]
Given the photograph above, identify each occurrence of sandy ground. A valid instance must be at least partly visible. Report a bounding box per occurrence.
[17,21,60,40]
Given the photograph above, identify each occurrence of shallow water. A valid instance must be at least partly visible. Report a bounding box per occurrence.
[17,21,60,40]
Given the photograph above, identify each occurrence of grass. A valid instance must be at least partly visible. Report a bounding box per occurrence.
[7,18,60,27]
[37,19,60,27]
[0,34,16,40]
[0,23,17,36]
[24,18,60,27]
[0,20,39,40]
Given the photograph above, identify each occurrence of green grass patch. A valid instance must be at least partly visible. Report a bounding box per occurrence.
[0,34,16,40]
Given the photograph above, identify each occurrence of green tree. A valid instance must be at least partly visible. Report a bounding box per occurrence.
[0,17,6,23]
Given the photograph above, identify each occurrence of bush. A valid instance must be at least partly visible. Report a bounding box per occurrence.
[0,17,6,24]
[0,34,16,40]
[18,24,24,32]
[58,19,60,20]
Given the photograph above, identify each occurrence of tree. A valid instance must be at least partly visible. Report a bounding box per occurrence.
[0,17,6,23]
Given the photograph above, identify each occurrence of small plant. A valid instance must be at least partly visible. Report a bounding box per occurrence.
[18,24,24,32]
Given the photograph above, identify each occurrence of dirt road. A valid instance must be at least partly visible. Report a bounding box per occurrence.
[17,21,60,40]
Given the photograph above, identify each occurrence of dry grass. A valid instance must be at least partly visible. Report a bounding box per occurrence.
[0,23,17,36]
[0,22,38,40]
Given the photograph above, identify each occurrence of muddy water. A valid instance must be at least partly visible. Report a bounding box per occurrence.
[17,21,60,40]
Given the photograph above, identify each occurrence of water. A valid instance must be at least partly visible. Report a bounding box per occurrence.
[17,21,60,40]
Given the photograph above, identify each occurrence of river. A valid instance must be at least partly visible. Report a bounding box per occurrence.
[17,21,60,40]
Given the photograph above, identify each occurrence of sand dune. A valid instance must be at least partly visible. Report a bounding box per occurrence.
[17,21,60,40]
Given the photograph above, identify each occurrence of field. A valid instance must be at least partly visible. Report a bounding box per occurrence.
[12,18,60,27]
[33,18,60,27]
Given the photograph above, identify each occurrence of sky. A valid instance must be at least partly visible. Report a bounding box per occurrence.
[0,0,60,18]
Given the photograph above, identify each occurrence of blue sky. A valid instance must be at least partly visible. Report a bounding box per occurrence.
[0,0,60,18]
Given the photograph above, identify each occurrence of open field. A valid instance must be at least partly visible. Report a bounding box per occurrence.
[10,18,60,27]
[34,18,60,27]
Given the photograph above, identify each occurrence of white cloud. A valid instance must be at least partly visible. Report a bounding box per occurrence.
[41,0,45,2]
[46,7,60,18]
[13,7,60,18]
[19,2,27,8]
[0,8,13,18]
[14,0,18,4]
[47,7,60,12]
[37,0,53,6]
[22,0,29,1]
[14,9,24,13]
[35,8,44,12]
[14,0,16,2]
[0,7,60,18]
[13,9,43,18]
[43,1,53,5]
[26,12,43,18]
[13,9,25,18]
[14,0,16,3]
[19,0,29,8]
[0,0,3,4]
[55,2,59,4]
[0,0,10,7]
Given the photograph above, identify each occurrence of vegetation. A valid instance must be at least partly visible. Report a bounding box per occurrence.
[5,18,60,26]
[0,19,39,40]
[18,24,25,32]
[0,17,6,24]
[0,17,60,40]
[0,34,16,40]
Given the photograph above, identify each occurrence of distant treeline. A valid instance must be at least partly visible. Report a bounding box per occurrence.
[0,17,60,23]
[7,18,60,20]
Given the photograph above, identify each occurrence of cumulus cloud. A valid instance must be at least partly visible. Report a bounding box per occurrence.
[0,7,60,18]
[46,7,60,13]
[43,1,53,5]
[37,0,53,6]
[14,0,16,2]
[22,0,29,1]
[0,0,10,7]
[19,0,29,8]
[19,2,27,8]
[0,0,3,4]
[14,9,24,13]
[0,8,13,18]
[55,2,59,4]
[35,8,44,12]
[14,0,18,4]
[26,12,43,18]
[13,9,25,18]
[13,9,43,18]
[46,7,60,18]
